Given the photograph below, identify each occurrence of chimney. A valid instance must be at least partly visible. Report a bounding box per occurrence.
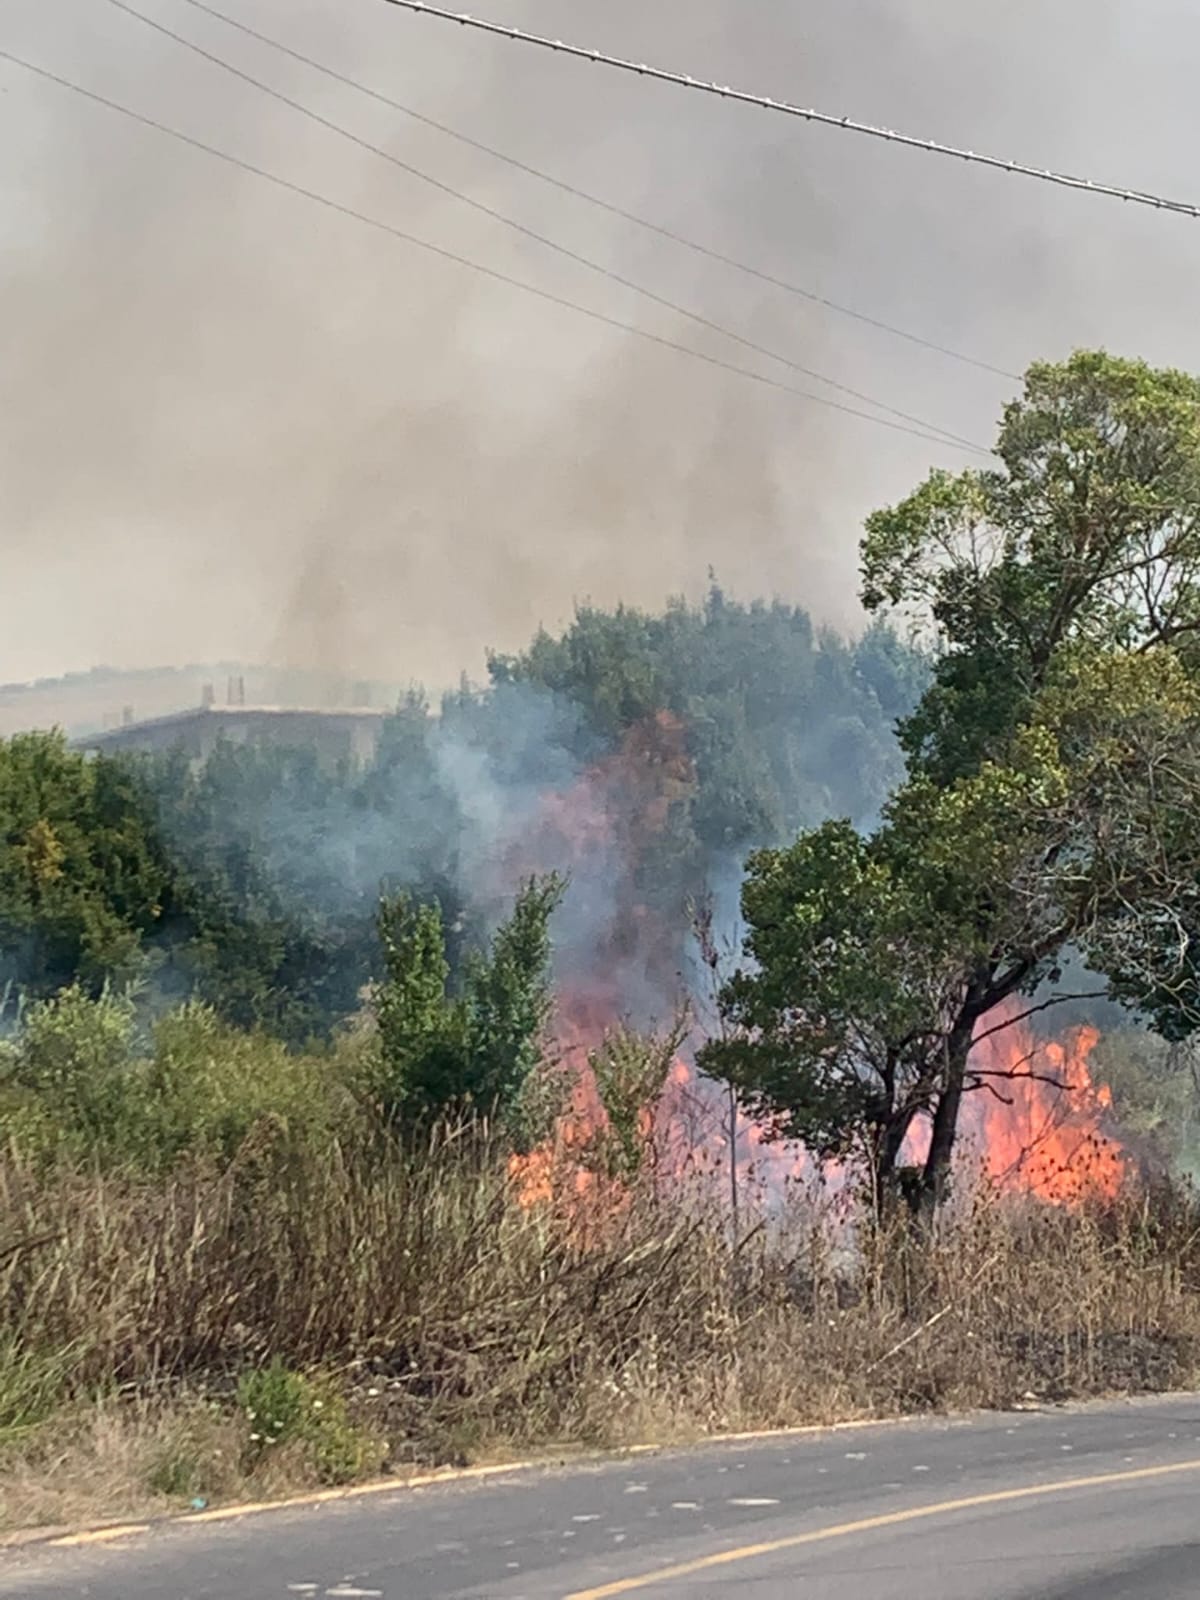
[201,682,215,708]
[122,705,134,727]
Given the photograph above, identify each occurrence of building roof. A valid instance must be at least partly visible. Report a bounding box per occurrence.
[74,703,390,752]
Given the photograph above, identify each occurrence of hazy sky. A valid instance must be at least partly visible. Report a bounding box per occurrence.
[5,0,1200,686]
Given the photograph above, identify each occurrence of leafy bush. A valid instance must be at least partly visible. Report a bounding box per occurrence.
[237,1361,378,1485]
[0,988,348,1172]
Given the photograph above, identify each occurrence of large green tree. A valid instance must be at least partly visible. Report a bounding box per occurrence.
[703,352,1200,1210]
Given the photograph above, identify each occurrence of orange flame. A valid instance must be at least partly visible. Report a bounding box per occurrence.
[962,1011,1128,1205]
[499,712,1130,1223]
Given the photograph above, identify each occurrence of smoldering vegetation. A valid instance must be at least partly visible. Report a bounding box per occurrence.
[3,1104,1198,1529]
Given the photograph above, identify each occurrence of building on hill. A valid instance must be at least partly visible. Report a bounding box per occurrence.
[75,701,389,767]
[0,665,400,740]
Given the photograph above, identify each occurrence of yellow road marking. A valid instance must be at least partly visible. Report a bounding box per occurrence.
[49,1524,152,1549]
[564,1457,1200,1598]
[179,1462,532,1525]
[34,1462,537,1547]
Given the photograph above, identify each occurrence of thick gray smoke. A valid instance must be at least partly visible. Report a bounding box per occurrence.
[5,0,1200,686]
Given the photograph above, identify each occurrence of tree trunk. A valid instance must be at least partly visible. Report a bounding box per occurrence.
[867,1106,920,1221]
[919,1018,975,1214]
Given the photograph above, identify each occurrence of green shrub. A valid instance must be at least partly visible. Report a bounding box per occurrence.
[0,986,137,1162]
[143,1004,342,1167]
[0,989,350,1174]
[237,1360,377,1486]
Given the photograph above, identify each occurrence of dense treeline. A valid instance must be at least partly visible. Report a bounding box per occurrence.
[0,587,922,1041]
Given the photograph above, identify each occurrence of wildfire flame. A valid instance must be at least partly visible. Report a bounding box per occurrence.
[506,1003,626,1237]
[962,1011,1127,1205]
[498,712,1130,1224]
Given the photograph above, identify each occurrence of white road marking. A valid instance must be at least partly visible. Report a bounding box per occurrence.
[728,1497,780,1507]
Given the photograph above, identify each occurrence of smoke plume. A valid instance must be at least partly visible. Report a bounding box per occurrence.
[5,0,1200,685]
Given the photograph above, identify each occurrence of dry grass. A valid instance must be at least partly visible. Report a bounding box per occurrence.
[2,1127,1199,1533]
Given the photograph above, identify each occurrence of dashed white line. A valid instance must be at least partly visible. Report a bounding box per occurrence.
[728,1497,780,1507]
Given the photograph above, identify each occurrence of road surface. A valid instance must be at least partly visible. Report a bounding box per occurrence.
[3,1395,1199,1598]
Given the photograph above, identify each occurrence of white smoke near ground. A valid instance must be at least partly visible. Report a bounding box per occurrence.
[6,0,1200,688]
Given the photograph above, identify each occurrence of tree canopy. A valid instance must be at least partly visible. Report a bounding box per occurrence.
[0,732,172,1000]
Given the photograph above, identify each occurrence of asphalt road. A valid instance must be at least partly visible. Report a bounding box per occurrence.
[4,1395,1200,1599]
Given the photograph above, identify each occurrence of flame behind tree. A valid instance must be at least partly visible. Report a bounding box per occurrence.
[703,353,1200,1215]
[969,1018,1126,1204]
[496,675,1137,1227]
[901,1003,1129,1206]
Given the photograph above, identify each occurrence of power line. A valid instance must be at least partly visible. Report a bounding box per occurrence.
[380,0,1200,223]
[104,0,982,451]
[176,0,1016,382]
[0,47,989,456]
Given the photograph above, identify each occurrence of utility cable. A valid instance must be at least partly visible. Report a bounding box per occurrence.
[104,0,982,450]
[380,0,1200,223]
[176,0,1016,381]
[0,48,990,455]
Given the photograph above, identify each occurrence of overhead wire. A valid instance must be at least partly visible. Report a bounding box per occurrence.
[380,0,1200,223]
[103,0,983,451]
[0,47,990,457]
[175,0,1016,382]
